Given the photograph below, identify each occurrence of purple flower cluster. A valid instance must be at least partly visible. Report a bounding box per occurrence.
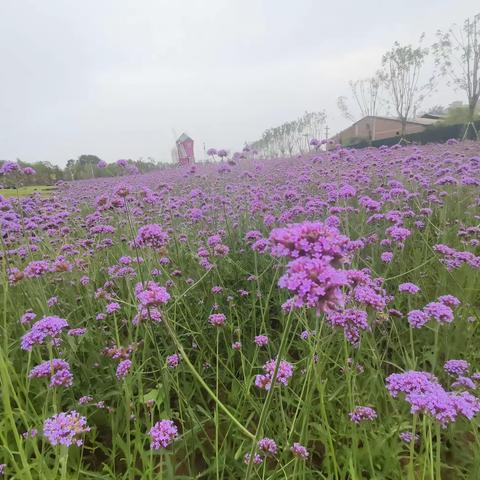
[208,313,226,326]
[255,358,294,390]
[29,359,73,388]
[407,296,457,328]
[278,257,348,313]
[135,281,170,307]
[21,316,69,350]
[326,308,369,346]
[43,411,90,447]
[386,371,480,426]
[135,224,169,250]
[269,220,351,264]
[349,406,377,423]
[149,420,178,449]
[116,359,132,379]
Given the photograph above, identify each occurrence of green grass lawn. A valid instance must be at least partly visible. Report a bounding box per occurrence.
[0,185,55,198]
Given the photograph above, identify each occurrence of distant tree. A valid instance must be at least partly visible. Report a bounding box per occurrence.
[250,111,326,157]
[433,13,480,135]
[349,71,386,118]
[336,96,355,122]
[425,104,448,115]
[382,38,433,136]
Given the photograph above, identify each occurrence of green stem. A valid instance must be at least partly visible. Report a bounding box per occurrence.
[161,315,254,440]
[244,309,295,479]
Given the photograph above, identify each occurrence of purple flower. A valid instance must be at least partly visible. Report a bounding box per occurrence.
[279,257,348,313]
[290,442,309,459]
[167,354,180,368]
[399,431,419,444]
[43,411,90,447]
[24,260,50,278]
[451,376,476,390]
[47,296,58,307]
[243,453,263,465]
[254,335,269,347]
[232,341,242,350]
[20,310,36,325]
[269,220,350,264]
[407,310,430,329]
[437,295,460,307]
[106,302,121,314]
[0,161,20,175]
[150,420,178,449]
[255,358,293,390]
[21,316,69,350]
[444,360,470,377]
[257,437,277,455]
[135,224,169,250]
[208,313,226,326]
[135,281,170,307]
[116,359,132,379]
[326,308,369,346]
[424,302,454,324]
[381,251,393,263]
[349,406,377,423]
[29,359,73,388]
[399,282,420,294]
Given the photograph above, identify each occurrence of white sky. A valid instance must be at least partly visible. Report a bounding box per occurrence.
[0,0,478,166]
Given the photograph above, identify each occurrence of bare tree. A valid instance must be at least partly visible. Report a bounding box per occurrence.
[432,13,480,130]
[382,38,432,136]
[349,71,386,118]
[336,96,355,122]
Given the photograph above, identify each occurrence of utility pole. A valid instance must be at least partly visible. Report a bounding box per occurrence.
[324,125,329,150]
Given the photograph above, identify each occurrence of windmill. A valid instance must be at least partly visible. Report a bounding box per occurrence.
[175,132,195,166]
[170,129,194,166]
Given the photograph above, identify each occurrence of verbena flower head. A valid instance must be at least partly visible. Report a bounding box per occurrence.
[167,354,180,368]
[150,420,178,449]
[254,335,269,347]
[243,453,263,465]
[386,371,480,426]
[424,302,454,324]
[349,406,377,423]
[208,313,226,326]
[29,359,73,388]
[255,358,293,390]
[43,411,90,447]
[116,359,132,379]
[399,282,420,294]
[135,281,170,307]
[290,442,309,459]
[269,220,350,264]
[278,257,348,313]
[399,431,419,443]
[444,359,470,377]
[21,316,69,350]
[135,224,169,250]
[257,437,277,455]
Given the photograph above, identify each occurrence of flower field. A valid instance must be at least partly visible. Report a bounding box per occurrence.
[1,141,480,479]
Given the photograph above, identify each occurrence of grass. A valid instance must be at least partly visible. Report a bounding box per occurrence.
[0,185,54,198]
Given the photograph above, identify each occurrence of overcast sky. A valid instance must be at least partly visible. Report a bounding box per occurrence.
[0,0,478,166]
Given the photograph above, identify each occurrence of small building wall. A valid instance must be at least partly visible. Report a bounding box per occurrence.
[336,117,427,144]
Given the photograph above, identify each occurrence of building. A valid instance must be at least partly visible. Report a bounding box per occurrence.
[333,115,442,145]
[176,133,195,166]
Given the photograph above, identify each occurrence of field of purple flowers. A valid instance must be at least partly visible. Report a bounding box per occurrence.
[1,141,480,479]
